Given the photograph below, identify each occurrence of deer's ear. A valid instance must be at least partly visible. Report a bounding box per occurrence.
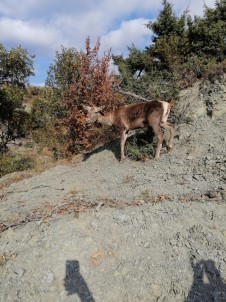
[97,105,105,112]
[82,104,91,111]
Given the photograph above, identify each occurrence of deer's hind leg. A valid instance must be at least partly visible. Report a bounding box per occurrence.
[160,122,175,151]
[151,123,164,160]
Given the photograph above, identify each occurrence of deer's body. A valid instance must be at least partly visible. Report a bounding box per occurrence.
[84,100,175,162]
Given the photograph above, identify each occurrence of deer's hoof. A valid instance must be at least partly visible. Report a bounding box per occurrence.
[167,146,173,152]
[119,156,126,163]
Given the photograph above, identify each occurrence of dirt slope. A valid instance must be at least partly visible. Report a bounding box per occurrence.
[0,77,226,302]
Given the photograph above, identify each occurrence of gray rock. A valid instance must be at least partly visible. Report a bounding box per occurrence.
[14,267,25,278]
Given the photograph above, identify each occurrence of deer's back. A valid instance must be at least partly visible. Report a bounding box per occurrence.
[113,101,163,129]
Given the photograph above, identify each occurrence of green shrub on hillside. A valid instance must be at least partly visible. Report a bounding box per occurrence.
[0,152,35,177]
[125,129,157,161]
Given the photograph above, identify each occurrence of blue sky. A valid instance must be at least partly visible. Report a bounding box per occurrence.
[0,0,215,86]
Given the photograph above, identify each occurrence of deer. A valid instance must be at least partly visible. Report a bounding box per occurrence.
[83,99,176,162]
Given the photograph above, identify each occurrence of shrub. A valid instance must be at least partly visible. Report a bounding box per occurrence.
[0,86,30,153]
[64,37,122,153]
[0,152,35,177]
[125,129,156,161]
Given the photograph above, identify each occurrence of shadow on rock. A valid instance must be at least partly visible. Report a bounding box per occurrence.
[186,258,226,302]
[82,138,120,162]
[64,260,95,302]
[82,128,157,162]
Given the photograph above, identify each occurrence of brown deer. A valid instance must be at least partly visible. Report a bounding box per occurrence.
[83,100,175,162]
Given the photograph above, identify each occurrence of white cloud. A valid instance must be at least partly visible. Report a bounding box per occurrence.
[0,0,218,84]
[0,0,41,18]
[170,0,216,16]
[0,0,159,20]
[0,0,216,22]
[54,11,109,49]
[101,19,151,55]
[0,18,64,54]
[0,0,217,54]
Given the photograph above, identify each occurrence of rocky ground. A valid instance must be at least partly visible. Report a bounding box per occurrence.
[0,76,226,302]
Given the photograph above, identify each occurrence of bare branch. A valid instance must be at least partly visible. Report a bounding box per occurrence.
[113,88,151,102]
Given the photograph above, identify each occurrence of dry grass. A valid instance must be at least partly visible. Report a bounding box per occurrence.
[67,186,80,196]
[0,255,7,267]
[0,140,83,191]
[0,171,34,190]
[0,253,17,267]
[122,175,135,184]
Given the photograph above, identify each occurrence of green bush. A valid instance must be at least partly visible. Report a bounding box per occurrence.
[125,129,156,161]
[0,152,35,177]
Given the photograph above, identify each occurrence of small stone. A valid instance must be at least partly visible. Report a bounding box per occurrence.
[96,201,104,212]
[90,220,98,230]
[186,155,194,160]
[157,295,169,302]
[44,269,55,284]
[14,267,25,278]
[150,283,162,298]
[205,191,219,199]
[222,192,226,201]
[113,213,130,224]
[143,242,150,248]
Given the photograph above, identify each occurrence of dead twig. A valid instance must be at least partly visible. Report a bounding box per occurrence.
[114,88,151,102]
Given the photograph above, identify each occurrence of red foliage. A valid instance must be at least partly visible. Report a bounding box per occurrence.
[64,37,122,153]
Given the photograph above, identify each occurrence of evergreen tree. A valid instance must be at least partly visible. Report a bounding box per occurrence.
[187,1,226,60]
[146,0,182,41]
[0,44,34,152]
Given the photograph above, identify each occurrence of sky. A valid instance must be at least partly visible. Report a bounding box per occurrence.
[0,0,216,86]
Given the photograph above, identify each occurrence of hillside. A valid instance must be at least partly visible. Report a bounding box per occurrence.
[0,76,226,301]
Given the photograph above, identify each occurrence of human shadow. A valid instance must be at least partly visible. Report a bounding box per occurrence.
[64,260,96,302]
[185,258,226,302]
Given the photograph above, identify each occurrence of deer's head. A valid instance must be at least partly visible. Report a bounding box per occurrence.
[83,105,105,125]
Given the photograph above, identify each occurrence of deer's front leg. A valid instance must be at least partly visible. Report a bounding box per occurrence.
[119,129,128,162]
